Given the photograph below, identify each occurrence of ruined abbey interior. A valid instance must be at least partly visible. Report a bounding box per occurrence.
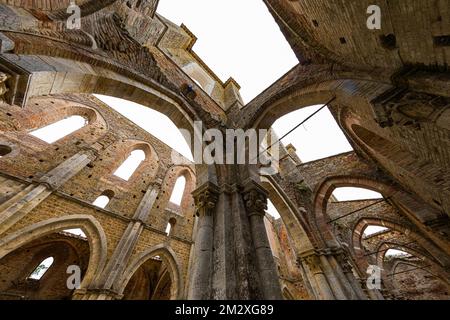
[0,0,449,301]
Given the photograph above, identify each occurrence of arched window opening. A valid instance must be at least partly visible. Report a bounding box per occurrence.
[271,105,353,163]
[0,145,12,158]
[28,257,54,280]
[181,62,215,95]
[93,190,115,209]
[94,95,193,161]
[166,218,176,236]
[63,228,87,238]
[385,249,411,258]
[93,196,110,208]
[169,176,186,206]
[30,115,87,144]
[165,223,172,236]
[363,225,389,237]
[0,234,88,299]
[332,187,383,202]
[123,255,173,300]
[114,149,146,181]
[266,199,281,219]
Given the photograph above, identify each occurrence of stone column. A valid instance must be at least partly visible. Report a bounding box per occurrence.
[90,180,162,297]
[331,253,368,300]
[188,182,219,300]
[364,279,385,300]
[296,259,318,299]
[297,258,321,299]
[188,176,284,300]
[242,181,283,300]
[0,146,99,234]
[300,252,335,300]
[319,252,348,299]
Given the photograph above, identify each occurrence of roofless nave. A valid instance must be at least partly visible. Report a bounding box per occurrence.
[0,0,449,300]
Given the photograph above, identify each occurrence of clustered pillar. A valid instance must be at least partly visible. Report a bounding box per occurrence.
[187,177,283,300]
[299,249,377,300]
[242,180,282,300]
[300,252,335,300]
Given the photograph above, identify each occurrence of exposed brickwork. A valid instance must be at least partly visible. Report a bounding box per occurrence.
[0,232,89,300]
[0,0,448,301]
[0,93,195,299]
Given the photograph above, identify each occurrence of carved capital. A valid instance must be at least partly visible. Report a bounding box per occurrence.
[192,182,220,218]
[317,248,332,257]
[152,178,163,188]
[73,288,123,300]
[301,254,323,275]
[335,252,354,274]
[243,189,268,216]
[38,181,57,192]
[242,180,268,217]
[80,146,100,160]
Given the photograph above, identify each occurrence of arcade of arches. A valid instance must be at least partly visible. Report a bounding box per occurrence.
[0,0,449,300]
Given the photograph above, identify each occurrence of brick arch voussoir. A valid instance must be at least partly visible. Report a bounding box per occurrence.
[243,65,391,131]
[0,214,108,291]
[375,241,437,269]
[116,244,184,300]
[2,52,200,142]
[261,176,316,254]
[351,216,449,271]
[312,175,397,248]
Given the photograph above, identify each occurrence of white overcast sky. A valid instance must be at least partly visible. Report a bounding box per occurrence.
[157,0,298,103]
[101,0,382,204]
[33,0,383,208]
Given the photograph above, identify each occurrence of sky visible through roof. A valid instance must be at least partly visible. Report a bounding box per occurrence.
[157,0,299,103]
[31,0,383,217]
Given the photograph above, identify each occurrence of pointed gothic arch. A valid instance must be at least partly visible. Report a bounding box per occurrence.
[0,215,108,291]
[117,244,184,300]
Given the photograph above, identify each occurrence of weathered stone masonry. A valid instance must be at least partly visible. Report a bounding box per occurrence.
[0,0,449,300]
